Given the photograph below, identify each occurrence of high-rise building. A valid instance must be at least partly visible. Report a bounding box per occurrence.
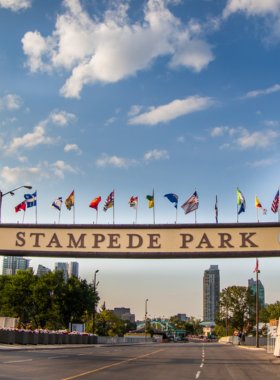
[203,265,220,322]
[37,264,51,277]
[54,261,79,281]
[2,256,30,276]
[248,278,265,308]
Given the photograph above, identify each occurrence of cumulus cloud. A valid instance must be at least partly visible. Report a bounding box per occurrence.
[0,166,49,186]
[219,143,230,149]
[127,105,143,117]
[143,149,169,161]
[22,0,214,98]
[234,129,278,149]
[223,0,280,18]
[241,84,280,99]
[96,154,138,168]
[0,0,32,11]
[104,117,116,126]
[50,111,76,126]
[0,94,23,111]
[4,120,55,155]
[177,136,185,142]
[246,158,278,167]
[50,160,77,178]
[211,126,229,136]
[128,96,214,125]
[64,143,82,155]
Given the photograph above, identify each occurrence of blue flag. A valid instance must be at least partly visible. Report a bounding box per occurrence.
[24,191,37,208]
[51,197,62,211]
[164,193,178,209]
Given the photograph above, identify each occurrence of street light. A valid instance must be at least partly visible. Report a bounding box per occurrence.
[0,185,32,223]
[145,299,148,342]
[92,270,99,334]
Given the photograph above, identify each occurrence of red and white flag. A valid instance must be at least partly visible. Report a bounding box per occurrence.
[271,190,279,213]
[15,201,26,213]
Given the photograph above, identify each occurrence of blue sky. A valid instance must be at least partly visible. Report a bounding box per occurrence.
[1,0,280,320]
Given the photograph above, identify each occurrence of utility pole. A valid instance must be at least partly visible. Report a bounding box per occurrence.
[256,261,260,348]
[145,299,148,343]
[92,270,99,334]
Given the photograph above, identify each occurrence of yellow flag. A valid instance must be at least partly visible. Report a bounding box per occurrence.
[65,190,74,210]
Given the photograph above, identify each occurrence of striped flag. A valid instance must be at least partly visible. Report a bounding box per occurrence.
[103,191,114,212]
[181,190,199,215]
[271,190,279,213]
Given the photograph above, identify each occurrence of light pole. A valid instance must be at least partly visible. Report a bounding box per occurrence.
[0,185,32,223]
[145,299,148,342]
[255,260,260,348]
[92,270,99,334]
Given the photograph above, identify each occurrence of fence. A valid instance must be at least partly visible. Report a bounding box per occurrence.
[97,336,153,344]
[267,335,276,353]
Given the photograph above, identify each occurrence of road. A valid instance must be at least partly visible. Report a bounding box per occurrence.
[0,340,279,380]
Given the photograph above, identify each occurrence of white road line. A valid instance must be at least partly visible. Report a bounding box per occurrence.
[196,371,201,378]
[202,358,204,362]
[200,363,204,368]
[48,356,69,359]
[3,359,33,364]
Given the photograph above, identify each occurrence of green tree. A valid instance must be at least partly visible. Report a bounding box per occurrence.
[96,310,126,337]
[259,301,280,323]
[215,286,256,334]
[53,274,99,329]
[1,269,36,326]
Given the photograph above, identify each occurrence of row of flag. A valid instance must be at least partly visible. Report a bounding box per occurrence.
[13,188,280,224]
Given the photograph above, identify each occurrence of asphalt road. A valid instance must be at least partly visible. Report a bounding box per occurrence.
[0,341,279,380]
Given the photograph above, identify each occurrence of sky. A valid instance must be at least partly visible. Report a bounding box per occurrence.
[1,0,280,321]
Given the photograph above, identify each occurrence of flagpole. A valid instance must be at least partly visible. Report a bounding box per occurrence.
[256,194,258,222]
[22,208,25,224]
[96,208,98,225]
[113,189,115,224]
[175,198,178,224]
[153,189,155,224]
[237,187,239,223]
[215,195,218,224]
[195,188,197,224]
[59,207,61,224]
[35,190,37,224]
[136,199,138,224]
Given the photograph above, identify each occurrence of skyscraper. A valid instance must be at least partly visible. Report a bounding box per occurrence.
[248,278,265,308]
[37,264,51,277]
[2,256,30,276]
[203,265,220,322]
[54,261,79,281]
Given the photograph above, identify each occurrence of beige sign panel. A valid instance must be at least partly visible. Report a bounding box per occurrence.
[0,223,279,259]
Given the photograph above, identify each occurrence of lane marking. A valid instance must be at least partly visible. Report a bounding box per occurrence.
[202,358,204,362]
[200,363,204,368]
[196,371,201,378]
[48,356,69,359]
[3,359,33,364]
[61,348,168,380]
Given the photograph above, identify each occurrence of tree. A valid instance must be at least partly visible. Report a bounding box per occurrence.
[259,301,280,323]
[215,286,256,334]
[95,310,126,337]
[54,274,99,329]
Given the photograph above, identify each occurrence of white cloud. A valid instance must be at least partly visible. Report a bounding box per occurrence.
[193,135,205,141]
[211,126,229,136]
[223,0,280,18]
[241,84,280,99]
[127,105,143,117]
[264,120,278,126]
[96,154,138,168]
[256,110,261,115]
[50,111,76,126]
[0,94,23,111]
[0,0,32,11]
[4,120,55,155]
[64,143,82,155]
[234,129,278,149]
[2,117,17,126]
[0,166,49,186]
[219,143,230,149]
[128,96,214,125]
[104,117,116,126]
[18,156,28,162]
[246,158,277,167]
[143,149,169,161]
[177,136,185,142]
[50,160,77,179]
[22,0,214,98]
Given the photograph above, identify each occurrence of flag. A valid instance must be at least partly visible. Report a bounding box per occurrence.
[181,190,199,214]
[15,201,26,213]
[255,196,267,215]
[237,188,246,215]
[65,191,74,210]
[146,195,154,208]
[24,191,37,208]
[128,196,138,209]
[215,195,218,223]
[51,197,62,211]
[164,194,178,209]
[253,259,259,273]
[103,191,114,211]
[89,196,101,211]
[271,190,279,213]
